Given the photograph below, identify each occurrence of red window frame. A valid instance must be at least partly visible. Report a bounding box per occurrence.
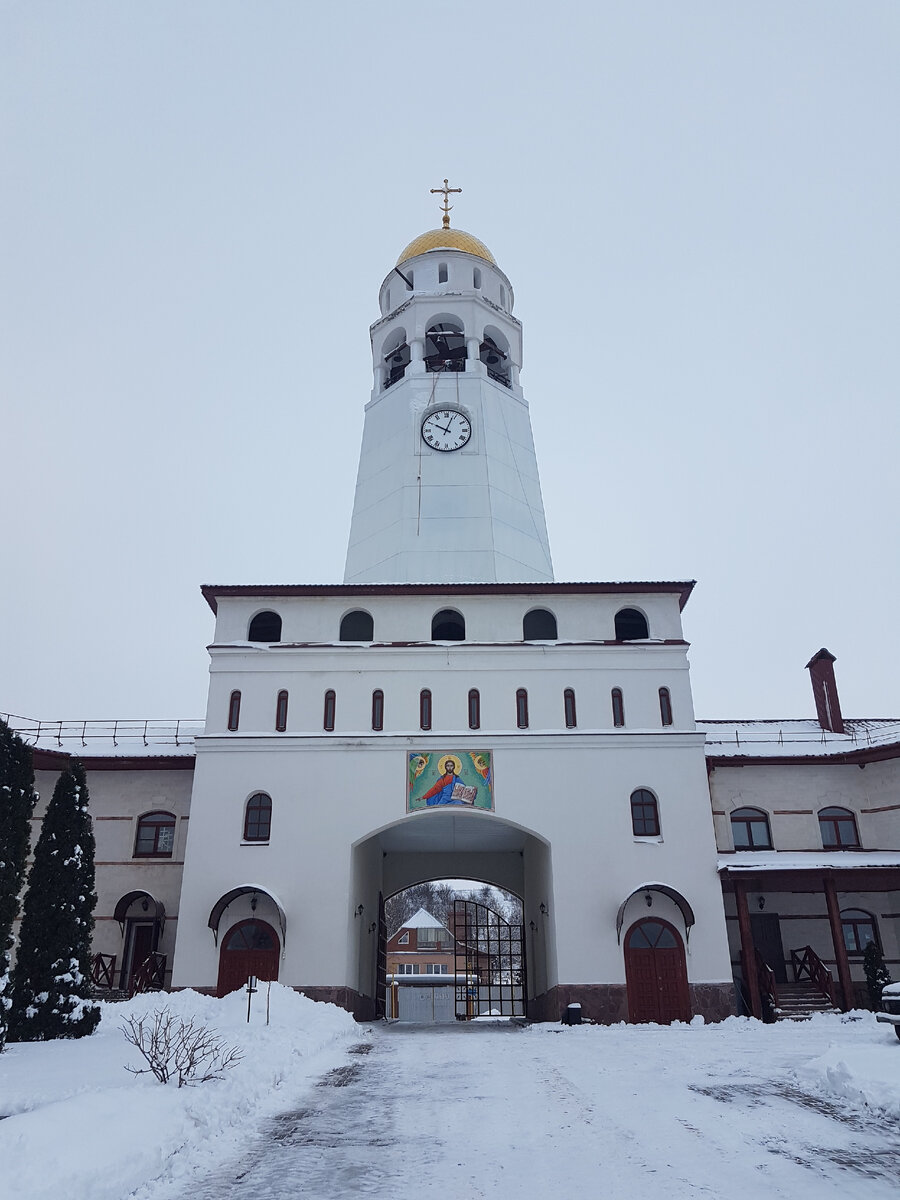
[372,689,384,732]
[818,806,860,849]
[134,811,176,858]
[658,687,673,726]
[227,690,241,731]
[730,807,772,850]
[468,689,480,730]
[611,688,625,727]
[244,793,272,842]
[275,690,288,732]
[516,688,529,729]
[323,689,336,732]
[564,688,577,728]
[420,689,432,731]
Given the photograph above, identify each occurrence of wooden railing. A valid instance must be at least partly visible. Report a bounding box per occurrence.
[791,945,837,1006]
[91,952,117,990]
[758,959,779,1019]
[130,952,167,997]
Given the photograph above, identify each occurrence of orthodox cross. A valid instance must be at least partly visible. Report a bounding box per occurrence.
[430,178,462,229]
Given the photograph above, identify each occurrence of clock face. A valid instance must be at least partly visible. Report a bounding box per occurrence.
[421,409,472,452]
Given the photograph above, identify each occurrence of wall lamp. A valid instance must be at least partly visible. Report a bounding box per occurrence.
[644,891,653,908]
[539,902,548,916]
[355,904,365,917]
[757,896,766,911]
[529,920,537,933]
[368,922,377,934]
[250,894,258,912]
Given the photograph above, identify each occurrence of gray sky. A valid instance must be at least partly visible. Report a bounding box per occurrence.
[3,1,898,722]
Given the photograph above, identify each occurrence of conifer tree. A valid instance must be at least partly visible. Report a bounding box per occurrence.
[863,939,893,1010]
[0,720,37,1051]
[9,760,100,1040]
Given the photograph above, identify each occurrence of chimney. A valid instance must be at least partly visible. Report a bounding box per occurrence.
[805,648,845,734]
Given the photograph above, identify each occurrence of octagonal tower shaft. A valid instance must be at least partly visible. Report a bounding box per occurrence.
[343,236,554,585]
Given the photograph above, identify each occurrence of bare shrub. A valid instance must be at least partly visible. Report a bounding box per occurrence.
[122,1009,243,1087]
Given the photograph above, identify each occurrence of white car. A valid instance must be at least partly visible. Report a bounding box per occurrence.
[875,981,900,1041]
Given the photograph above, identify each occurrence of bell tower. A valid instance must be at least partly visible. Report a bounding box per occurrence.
[343,183,554,585]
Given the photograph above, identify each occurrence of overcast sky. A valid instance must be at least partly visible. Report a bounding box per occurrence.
[2,2,898,723]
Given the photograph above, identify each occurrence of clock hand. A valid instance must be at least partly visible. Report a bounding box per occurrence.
[435,422,453,434]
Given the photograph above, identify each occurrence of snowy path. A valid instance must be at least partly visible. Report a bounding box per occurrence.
[158,1020,900,1200]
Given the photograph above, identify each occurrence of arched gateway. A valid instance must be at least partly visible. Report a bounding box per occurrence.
[351,810,553,1021]
[217,919,280,998]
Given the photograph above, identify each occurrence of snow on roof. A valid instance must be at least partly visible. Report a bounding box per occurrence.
[719,850,900,872]
[699,718,900,759]
[399,908,447,930]
[3,716,202,759]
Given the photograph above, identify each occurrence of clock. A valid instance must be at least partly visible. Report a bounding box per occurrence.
[421,409,472,452]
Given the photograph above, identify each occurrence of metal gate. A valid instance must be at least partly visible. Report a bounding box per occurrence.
[375,892,387,1019]
[453,899,526,1019]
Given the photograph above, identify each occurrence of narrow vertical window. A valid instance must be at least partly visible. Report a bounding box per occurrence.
[405,269,414,291]
[564,688,577,728]
[438,262,448,283]
[275,689,288,732]
[420,689,432,731]
[516,688,529,729]
[227,690,241,731]
[323,689,336,732]
[611,688,625,727]
[372,689,384,732]
[659,687,673,726]
[500,286,507,309]
[473,267,482,289]
[468,688,481,730]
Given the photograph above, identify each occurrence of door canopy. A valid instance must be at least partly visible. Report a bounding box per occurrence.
[208,884,287,946]
[114,890,166,932]
[616,883,695,945]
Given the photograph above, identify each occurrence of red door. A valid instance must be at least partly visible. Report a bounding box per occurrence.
[216,919,280,997]
[125,923,155,992]
[624,918,691,1024]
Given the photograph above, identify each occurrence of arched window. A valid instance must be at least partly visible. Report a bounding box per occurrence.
[372,689,384,732]
[473,267,482,289]
[340,610,374,641]
[134,811,176,858]
[468,689,481,730]
[275,690,288,732]
[244,793,272,842]
[840,908,879,955]
[631,789,660,837]
[420,689,432,731]
[730,807,772,850]
[523,608,557,640]
[611,688,625,727]
[818,806,860,849]
[479,334,510,387]
[615,608,649,640]
[227,690,241,731]
[431,609,465,640]
[659,687,673,726]
[382,330,410,390]
[248,611,282,642]
[323,689,336,732]
[564,688,577,728]
[425,321,466,372]
[516,688,529,729]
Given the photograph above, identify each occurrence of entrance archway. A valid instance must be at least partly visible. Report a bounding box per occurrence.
[351,809,554,1021]
[216,919,280,998]
[624,917,691,1024]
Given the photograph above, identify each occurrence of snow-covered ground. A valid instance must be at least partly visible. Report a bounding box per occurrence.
[2,994,899,1199]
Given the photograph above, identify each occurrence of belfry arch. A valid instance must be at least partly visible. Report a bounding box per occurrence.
[349,810,556,1019]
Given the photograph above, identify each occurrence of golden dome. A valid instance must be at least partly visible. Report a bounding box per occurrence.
[397,228,496,266]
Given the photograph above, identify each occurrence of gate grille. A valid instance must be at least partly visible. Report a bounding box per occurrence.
[453,899,525,1019]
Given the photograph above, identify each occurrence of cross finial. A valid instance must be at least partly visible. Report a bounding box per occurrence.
[430,178,462,229]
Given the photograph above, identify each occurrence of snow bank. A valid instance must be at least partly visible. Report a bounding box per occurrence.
[0,984,358,1200]
[794,1012,900,1117]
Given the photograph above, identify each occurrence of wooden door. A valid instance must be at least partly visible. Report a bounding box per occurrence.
[216,920,280,998]
[124,922,155,992]
[624,918,691,1024]
[750,913,786,983]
